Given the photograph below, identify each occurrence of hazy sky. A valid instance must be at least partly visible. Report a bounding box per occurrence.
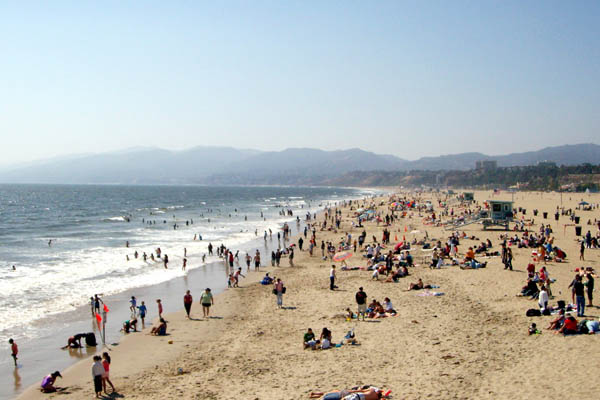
[1,1,599,164]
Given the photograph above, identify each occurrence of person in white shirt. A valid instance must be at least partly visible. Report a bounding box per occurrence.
[538,286,549,312]
[330,265,336,290]
[92,355,104,398]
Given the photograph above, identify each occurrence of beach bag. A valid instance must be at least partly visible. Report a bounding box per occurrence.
[272,289,277,295]
[282,286,287,294]
[557,300,566,309]
[85,332,97,347]
[526,309,541,317]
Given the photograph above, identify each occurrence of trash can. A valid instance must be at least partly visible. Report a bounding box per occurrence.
[575,226,582,236]
[543,212,548,219]
[555,213,559,221]
[522,209,526,215]
[533,210,538,216]
[575,216,580,224]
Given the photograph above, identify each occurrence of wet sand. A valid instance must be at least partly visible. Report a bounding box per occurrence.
[18,190,600,399]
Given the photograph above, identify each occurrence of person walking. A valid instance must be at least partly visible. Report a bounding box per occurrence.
[200,288,214,318]
[355,287,367,321]
[275,278,285,308]
[183,290,193,319]
[574,275,586,317]
[330,265,336,290]
[9,338,18,366]
[586,269,595,307]
[580,240,585,261]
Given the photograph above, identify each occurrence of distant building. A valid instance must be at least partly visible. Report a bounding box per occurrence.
[475,160,497,171]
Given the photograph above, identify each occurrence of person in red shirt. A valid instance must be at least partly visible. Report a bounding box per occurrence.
[156,299,163,318]
[9,338,18,366]
[557,315,578,335]
[183,290,193,318]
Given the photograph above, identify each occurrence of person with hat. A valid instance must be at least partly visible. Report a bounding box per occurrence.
[40,371,62,393]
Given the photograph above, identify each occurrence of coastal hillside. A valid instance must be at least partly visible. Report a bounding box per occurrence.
[0,144,599,185]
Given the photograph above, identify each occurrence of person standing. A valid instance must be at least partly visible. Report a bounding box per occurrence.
[275,278,284,308]
[101,352,115,394]
[9,338,18,366]
[355,287,367,321]
[505,247,513,271]
[137,301,147,327]
[156,299,163,319]
[580,240,585,261]
[200,288,214,318]
[183,290,193,319]
[92,355,104,398]
[253,250,261,271]
[586,269,595,307]
[289,247,294,267]
[330,265,336,290]
[574,275,586,317]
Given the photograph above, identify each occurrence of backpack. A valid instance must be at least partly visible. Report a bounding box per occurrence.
[526,308,541,317]
[85,332,97,347]
[557,300,566,310]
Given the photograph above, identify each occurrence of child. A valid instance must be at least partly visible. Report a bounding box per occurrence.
[92,355,104,398]
[129,296,137,315]
[9,338,18,366]
[102,352,115,393]
[528,323,540,335]
[137,301,147,326]
[156,299,163,319]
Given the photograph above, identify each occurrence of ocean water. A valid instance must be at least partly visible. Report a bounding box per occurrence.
[0,184,370,347]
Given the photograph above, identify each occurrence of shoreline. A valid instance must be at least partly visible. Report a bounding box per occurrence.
[18,189,599,399]
[14,191,377,399]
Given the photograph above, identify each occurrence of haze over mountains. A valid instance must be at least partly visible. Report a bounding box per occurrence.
[0,144,598,185]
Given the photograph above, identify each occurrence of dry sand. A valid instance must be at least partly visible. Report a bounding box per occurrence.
[18,190,600,400]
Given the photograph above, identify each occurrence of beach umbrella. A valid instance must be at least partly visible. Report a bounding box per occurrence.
[333,251,353,262]
[579,201,589,206]
[410,230,420,234]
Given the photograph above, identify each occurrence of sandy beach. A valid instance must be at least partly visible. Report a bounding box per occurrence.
[17,189,600,400]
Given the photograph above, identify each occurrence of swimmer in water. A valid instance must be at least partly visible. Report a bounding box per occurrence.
[48,239,52,246]
[182,258,187,271]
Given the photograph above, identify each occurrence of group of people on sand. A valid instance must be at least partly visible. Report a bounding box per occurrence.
[303,327,359,350]
[309,386,389,399]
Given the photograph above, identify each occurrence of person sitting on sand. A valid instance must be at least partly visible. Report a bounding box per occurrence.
[320,328,332,349]
[150,318,167,336]
[345,308,355,320]
[460,259,487,269]
[546,309,565,331]
[521,278,539,298]
[303,328,319,349]
[40,371,62,393]
[408,278,433,290]
[61,333,86,349]
[556,315,578,335]
[383,297,396,315]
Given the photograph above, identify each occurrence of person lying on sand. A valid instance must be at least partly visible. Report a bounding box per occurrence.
[309,387,386,399]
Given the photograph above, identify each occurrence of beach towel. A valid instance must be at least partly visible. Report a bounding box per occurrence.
[417,291,444,297]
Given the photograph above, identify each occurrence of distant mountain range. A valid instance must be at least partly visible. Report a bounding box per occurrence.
[0,143,598,185]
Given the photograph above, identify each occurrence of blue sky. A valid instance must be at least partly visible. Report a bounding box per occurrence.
[1,1,598,164]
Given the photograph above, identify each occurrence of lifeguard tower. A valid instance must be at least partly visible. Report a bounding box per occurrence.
[481,200,514,230]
